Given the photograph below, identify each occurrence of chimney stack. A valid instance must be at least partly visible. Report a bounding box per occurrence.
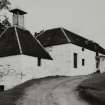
[10,8,27,28]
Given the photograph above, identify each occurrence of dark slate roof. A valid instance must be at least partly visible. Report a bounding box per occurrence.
[37,27,105,55]
[0,26,52,59]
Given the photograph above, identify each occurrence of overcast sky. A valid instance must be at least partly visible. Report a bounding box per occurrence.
[8,0,105,48]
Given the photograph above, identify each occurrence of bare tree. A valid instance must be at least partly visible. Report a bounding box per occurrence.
[0,0,11,10]
[0,0,11,34]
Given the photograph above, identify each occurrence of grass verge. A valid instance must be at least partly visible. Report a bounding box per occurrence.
[77,72,105,105]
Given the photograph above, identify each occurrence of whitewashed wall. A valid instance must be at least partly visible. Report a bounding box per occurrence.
[40,44,72,76]
[42,43,97,76]
[69,44,96,75]
[0,55,53,90]
[18,45,72,79]
[0,55,22,90]
[0,55,39,90]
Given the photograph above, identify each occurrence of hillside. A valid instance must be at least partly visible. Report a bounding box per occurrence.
[0,75,91,105]
[77,72,105,105]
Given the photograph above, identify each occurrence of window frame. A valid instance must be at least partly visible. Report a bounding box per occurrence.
[73,53,77,68]
[82,59,85,66]
[38,57,41,66]
[82,47,85,51]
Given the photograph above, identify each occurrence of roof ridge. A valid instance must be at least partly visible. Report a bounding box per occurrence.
[60,27,71,43]
[34,37,53,60]
[14,27,23,54]
[0,27,9,39]
[63,28,93,42]
[36,27,63,38]
[19,28,52,59]
[36,27,68,38]
[36,30,46,38]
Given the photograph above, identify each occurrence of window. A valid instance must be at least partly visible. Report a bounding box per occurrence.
[82,48,85,51]
[82,59,85,66]
[38,57,41,66]
[0,85,4,91]
[96,52,99,56]
[96,61,98,68]
[74,53,77,68]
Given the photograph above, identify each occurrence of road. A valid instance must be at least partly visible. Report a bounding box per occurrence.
[16,76,90,105]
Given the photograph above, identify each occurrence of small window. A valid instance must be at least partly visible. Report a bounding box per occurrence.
[74,53,77,68]
[82,48,85,51]
[96,62,98,68]
[0,85,4,91]
[38,57,41,66]
[82,59,85,66]
[96,52,99,56]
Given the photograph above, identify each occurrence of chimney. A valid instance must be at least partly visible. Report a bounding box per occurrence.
[10,8,27,28]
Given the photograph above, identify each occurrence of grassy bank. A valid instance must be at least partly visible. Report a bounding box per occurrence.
[0,79,41,105]
[77,73,105,105]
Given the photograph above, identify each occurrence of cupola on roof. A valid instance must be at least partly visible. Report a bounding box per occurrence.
[10,8,27,28]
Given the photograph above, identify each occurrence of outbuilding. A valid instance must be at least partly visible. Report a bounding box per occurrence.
[37,27,105,76]
[0,8,52,90]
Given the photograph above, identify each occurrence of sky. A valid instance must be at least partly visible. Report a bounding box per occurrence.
[6,0,105,48]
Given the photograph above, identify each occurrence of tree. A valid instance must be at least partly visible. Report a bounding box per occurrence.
[0,0,11,34]
[0,0,11,10]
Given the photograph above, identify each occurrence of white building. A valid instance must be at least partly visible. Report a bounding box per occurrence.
[37,28,105,76]
[98,55,105,73]
[0,9,52,90]
[0,8,105,91]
